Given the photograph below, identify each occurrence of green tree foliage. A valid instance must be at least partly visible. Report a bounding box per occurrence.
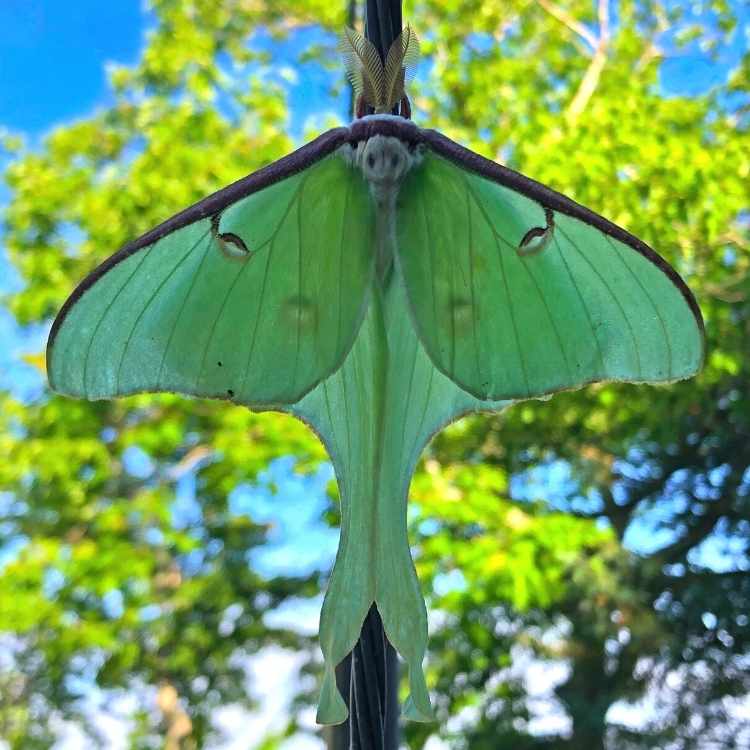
[1,0,748,748]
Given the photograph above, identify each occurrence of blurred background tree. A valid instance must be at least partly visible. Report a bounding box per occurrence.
[1,1,748,749]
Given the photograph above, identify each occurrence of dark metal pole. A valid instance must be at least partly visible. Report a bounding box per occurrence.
[329,7,402,750]
[364,0,402,116]
[351,606,400,749]
[328,605,400,750]
[364,0,402,66]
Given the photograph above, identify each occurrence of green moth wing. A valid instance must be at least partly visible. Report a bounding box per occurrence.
[45,114,707,727]
[47,134,375,406]
[396,134,705,401]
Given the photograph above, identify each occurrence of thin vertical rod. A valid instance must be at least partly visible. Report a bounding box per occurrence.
[364,0,402,65]
[328,605,400,749]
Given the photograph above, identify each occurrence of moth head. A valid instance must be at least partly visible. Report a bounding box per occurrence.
[360,135,413,185]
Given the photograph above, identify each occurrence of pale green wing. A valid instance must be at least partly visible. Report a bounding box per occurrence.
[48,146,374,406]
[396,144,705,401]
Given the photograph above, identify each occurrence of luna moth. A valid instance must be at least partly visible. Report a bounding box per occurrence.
[46,26,705,725]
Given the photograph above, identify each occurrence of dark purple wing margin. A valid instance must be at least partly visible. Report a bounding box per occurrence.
[417,127,705,342]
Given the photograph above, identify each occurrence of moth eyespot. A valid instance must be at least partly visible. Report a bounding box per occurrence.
[518,227,552,255]
[217,232,251,261]
[367,154,376,168]
[518,208,555,257]
[391,154,400,168]
[450,296,473,330]
[284,295,317,329]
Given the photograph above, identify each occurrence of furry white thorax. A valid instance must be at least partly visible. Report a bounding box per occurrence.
[339,134,422,280]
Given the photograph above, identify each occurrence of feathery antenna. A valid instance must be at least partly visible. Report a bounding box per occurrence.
[340,23,420,115]
[383,25,420,112]
[340,27,385,111]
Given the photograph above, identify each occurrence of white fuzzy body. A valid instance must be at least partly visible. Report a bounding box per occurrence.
[340,133,422,281]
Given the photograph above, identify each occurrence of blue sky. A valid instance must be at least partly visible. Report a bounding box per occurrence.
[0,1,147,133]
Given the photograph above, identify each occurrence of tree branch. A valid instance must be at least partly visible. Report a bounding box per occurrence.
[565,0,610,123]
[536,0,599,50]
[156,681,192,750]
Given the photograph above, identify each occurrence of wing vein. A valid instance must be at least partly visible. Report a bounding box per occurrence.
[553,234,607,374]
[195,253,249,392]
[115,227,211,393]
[82,244,152,393]
[495,230,573,382]
[465,182,482,388]
[494,230,530,396]
[411,361,435,454]
[464,179,530,395]
[559,223,642,378]
[337,172,352,355]
[239,235,274,398]
[420,183,440,356]
[155,231,214,388]
[340,335,354,471]
[448,207,457,377]
[321,377,344,482]
[237,178,306,399]
[401,328,420,452]
[606,235,673,377]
